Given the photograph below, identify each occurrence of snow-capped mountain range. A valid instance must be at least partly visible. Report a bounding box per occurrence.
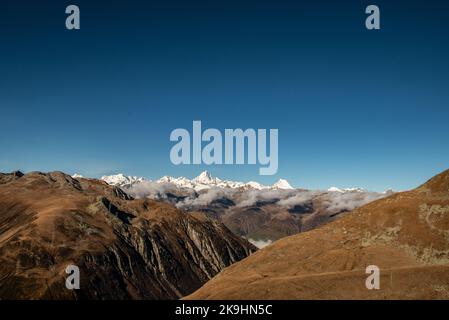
[100,173,145,189]
[98,170,294,191]
[157,171,294,191]
[73,171,394,194]
[327,186,394,194]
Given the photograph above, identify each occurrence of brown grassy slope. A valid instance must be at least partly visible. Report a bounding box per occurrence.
[0,171,256,299]
[185,169,449,299]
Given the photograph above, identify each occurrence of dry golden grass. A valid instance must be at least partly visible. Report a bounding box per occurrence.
[186,169,449,300]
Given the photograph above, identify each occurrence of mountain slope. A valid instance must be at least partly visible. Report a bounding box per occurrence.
[185,169,449,299]
[0,171,255,299]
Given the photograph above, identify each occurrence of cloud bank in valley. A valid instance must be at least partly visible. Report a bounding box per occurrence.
[126,181,180,200]
[125,182,389,215]
[277,190,387,214]
[175,188,234,208]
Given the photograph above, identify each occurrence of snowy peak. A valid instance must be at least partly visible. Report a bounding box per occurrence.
[195,170,211,181]
[188,171,293,190]
[327,187,368,193]
[328,187,344,193]
[193,171,219,184]
[272,179,293,190]
[101,173,146,188]
[245,181,265,189]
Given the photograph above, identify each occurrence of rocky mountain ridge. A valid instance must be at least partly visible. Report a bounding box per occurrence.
[0,171,255,299]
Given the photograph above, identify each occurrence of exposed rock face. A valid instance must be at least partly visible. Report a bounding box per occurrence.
[185,169,449,300]
[0,171,256,299]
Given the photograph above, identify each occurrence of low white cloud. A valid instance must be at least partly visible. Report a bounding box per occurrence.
[125,180,390,218]
[126,181,177,200]
[236,189,295,208]
[275,189,387,214]
[176,188,235,208]
[247,238,273,249]
[276,191,320,207]
[320,191,385,214]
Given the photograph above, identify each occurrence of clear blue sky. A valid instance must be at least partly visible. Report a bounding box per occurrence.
[1,0,448,191]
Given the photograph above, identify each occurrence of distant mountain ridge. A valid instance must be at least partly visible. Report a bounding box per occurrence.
[100,173,145,188]
[98,171,394,194]
[100,170,294,191]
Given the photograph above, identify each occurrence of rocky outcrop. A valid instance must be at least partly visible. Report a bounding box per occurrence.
[0,171,256,299]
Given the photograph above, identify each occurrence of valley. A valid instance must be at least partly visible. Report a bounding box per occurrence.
[1,169,447,300]
[102,170,392,246]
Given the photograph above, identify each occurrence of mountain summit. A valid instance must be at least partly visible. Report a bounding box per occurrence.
[272,179,293,190]
[192,170,220,185]
[193,170,214,183]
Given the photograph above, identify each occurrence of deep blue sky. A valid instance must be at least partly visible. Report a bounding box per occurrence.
[1,0,448,191]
